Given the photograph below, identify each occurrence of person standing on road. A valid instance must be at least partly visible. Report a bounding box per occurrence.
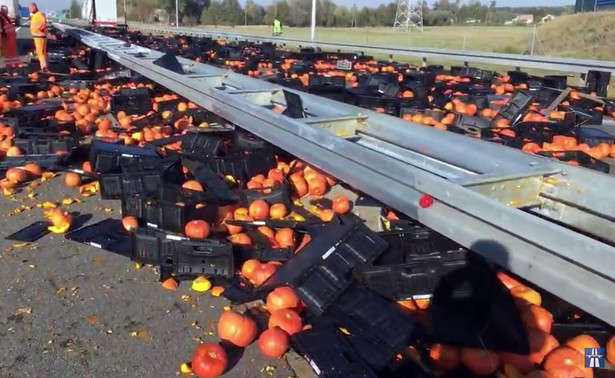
[0,6,19,69]
[273,19,282,36]
[28,2,47,72]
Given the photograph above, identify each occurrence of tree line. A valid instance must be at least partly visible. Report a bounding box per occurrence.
[109,0,571,27]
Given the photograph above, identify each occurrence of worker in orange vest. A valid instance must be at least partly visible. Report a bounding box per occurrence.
[28,2,47,72]
[0,5,19,69]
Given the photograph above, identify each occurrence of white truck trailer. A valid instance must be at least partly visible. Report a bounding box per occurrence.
[81,0,117,26]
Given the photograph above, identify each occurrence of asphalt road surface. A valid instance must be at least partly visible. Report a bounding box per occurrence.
[0,174,318,377]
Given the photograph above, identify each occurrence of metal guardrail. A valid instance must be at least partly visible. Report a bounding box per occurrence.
[124,22,615,75]
[56,22,615,326]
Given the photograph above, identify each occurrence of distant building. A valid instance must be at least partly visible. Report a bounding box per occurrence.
[512,14,534,24]
[575,0,615,12]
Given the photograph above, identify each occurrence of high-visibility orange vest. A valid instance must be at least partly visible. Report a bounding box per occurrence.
[30,10,47,38]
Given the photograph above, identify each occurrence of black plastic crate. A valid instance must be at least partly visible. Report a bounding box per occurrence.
[323,285,419,371]
[551,323,613,345]
[98,158,185,200]
[121,185,219,234]
[168,148,277,182]
[13,136,79,155]
[576,127,615,147]
[7,103,63,128]
[234,245,294,263]
[537,150,610,174]
[58,80,95,90]
[5,82,44,100]
[240,180,291,208]
[14,119,77,137]
[131,227,234,279]
[182,160,238,203]
[0,154,67,171]
[374,228,466,265]
[64,218,132,257]
[233,131,269,151]
[155,99,181,113]
[291,323,378,378]
[357,249,468,301]
[585,70,611,98]
[180,131,229,156]
[261,214,388,315]
[111,87,152,115]
[89,140,162,173]
[492,90,534,126]
[171,237,235,279]
[453,114,491,137]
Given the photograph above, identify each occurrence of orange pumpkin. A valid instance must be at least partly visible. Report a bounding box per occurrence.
[429,343,460,371]
[258,327,290,358]
[268,309,303,336]
[122,216,139,231]
[49,208,72,227]
[252,263,277,286]
[191,342,227,378]
[184,220,211,239]
[5,167,27,183]
[23,163,42,178]
[511,286,542,306]
[331,195,351,214]
[274,228,295,249]
[182,180,204,192]
[565,334,600,356]
[607,335,615,365]
[460,348,500,376]
[543,347,592,378]
[529,328,560,365]
[521,305,553,334]
[241,259,260,281]
[217,310,257,347]
[265,287,299,311]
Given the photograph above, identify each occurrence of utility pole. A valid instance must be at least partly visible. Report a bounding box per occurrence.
[530,24,536,55]
[175,0,179,27]
[91,0,97,26]
[310,0,316,40]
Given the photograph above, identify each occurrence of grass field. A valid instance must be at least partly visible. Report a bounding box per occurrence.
[208,25,535,54]
[133,11,615,92]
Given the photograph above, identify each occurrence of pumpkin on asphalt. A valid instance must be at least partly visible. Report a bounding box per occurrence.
[268,309,303,336]
[217,310,257,347]
[191,342,227,378]
[258,327,290,358]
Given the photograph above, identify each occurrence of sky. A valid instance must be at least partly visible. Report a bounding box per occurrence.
[32,0,574,14]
